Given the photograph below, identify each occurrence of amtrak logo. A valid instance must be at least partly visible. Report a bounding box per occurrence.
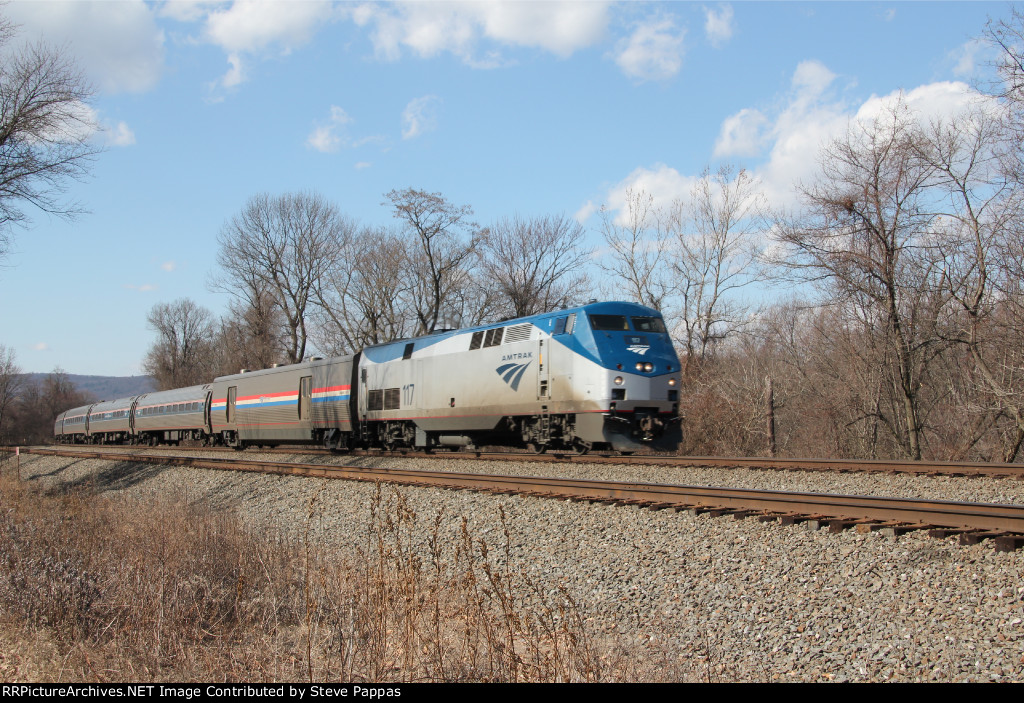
[496,361,532,391]
[627,345,650,355]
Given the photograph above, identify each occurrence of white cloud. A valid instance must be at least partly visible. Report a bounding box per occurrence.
[354,1,609,66]
[613,16,686,81]
[354,162,372,170]
[202,0,337,55]
[854,81,982,125]
[5,1,165,94]
[169,1,341,89]
[604,164,699,222]
[791,59,837,100]
[220,53,246,90]
[758,76,988,210]
[949,38,990,80]
[105,121,136,147]
[161,261,176,272]
[704,4,734,48]
[158,1,223,24]
[714,108,768,158]
[125,283,157,292]
[32,342,49,352]
[477,1,609,56]
[402,95,441,140]
[574,200,599,224]
[37,101,102,144]
[307,106,355,153]
[603,64,992,222]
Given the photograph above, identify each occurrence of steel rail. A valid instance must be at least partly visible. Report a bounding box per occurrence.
[21,448,1024,542]
[38,443,1024,479]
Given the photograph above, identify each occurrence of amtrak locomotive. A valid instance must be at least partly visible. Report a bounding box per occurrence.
[55,301,682,454]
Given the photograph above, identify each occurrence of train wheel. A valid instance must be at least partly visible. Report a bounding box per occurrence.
[570,439,591,456]
[528,442,547,454]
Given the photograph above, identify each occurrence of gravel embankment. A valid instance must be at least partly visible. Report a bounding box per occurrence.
[12,450,1024,682]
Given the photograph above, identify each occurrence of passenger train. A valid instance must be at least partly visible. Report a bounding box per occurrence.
[54,301,682,454]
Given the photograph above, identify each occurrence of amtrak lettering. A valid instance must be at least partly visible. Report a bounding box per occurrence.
[501,352,533,361]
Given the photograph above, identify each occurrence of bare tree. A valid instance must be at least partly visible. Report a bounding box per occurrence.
[314,226,414,354]
[384,188,483,333]
[921,104,1024,459]
[479,213,592,319]
[0,12,99,261]
[216,291,287,375]
[142,299,217,390]
[986,8,1024,123]
[0,343,22,443]
[662,165,766,372]
[598,188,673,311]
[214,192,355,363]
[775,101,949,459]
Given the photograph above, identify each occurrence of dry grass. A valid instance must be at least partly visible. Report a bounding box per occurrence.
[0,459,695,682]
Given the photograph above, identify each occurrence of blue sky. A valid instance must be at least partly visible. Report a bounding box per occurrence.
[0,0,1012,376]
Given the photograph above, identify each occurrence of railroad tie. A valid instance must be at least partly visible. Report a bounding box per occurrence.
[928,527,978,539]
[958,530,1007,545]
[994,534,1024,552]
[827,519,862,533]
[858,521,931,537]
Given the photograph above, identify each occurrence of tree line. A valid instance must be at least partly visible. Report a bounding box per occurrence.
[0,347,93,445]
[142,187,594,390]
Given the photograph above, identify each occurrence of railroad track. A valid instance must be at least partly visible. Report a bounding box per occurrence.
[19,446,1024,552]
[45,442,1024,479]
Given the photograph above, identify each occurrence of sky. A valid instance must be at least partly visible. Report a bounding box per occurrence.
[0,0,1013,376]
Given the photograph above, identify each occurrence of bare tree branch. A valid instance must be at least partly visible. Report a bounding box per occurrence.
[213,192,355,363]
[0,12,99,261]
[480,213,592,319]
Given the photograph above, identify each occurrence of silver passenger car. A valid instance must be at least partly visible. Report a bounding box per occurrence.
[134,385,211,445]
[210,356,356,449]
[56,404,94,444]
[87,396,137,444]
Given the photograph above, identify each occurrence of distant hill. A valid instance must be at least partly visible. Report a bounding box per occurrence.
[20,373,156,401]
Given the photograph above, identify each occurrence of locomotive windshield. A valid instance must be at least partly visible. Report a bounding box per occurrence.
[631,316,666,333]
[589,314,629,331]
[589,314,666,333]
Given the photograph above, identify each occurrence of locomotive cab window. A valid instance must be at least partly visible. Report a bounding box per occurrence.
[403,343,414,360]
[469,331,484,350]
[551,314,577,335]
[589,314,629,331]
[631,316,667,333]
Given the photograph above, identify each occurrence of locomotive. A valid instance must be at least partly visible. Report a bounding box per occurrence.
[54,301,682,453]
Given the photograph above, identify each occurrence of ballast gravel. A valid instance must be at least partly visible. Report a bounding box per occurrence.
[13,450,1024,682]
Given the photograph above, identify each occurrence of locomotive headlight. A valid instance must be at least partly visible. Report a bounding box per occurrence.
[635,362,644,371]
[614,376,624,385]
[643,362,653,372]
[668,377,677,386]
